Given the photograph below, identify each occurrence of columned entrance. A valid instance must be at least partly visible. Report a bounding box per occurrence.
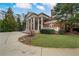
[25,12,50,33]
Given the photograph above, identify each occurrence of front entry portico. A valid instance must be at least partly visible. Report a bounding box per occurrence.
[25,12,50,32]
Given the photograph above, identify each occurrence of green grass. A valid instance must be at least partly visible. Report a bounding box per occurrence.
[32,34,79,48]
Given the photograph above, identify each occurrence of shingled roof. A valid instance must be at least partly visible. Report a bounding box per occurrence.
[25,12,50,18]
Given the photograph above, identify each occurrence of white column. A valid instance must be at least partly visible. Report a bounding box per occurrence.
[41,17,43,29]
[32,18,33,30]
[38,18,39,31]
[33,17,35,30]
[28,20,29,31]
[30,19,32,30]
[26,21,27,31]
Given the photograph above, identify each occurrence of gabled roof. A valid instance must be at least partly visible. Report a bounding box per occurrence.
[28,12,38,16]
[38,13,50,17]
[25,12,38,18]
[44,20,58,24]
[25,12,51,20]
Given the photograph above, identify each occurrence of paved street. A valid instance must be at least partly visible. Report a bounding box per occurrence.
[0,32,79,56]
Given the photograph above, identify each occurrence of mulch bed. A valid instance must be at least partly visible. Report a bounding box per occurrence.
[65,32,79,35]
[18,35,33,45]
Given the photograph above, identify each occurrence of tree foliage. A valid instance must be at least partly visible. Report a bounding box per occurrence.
[16,14,22,31]
[54,3,79,32]
[54,3,79,20]
[2,7,17,32]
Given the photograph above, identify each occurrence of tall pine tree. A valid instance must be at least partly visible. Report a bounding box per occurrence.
[3,7,17,31]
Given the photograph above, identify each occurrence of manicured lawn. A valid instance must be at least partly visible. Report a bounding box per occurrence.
[32,34,79,48]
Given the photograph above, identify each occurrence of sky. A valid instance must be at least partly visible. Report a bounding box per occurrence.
[0,3,56,16]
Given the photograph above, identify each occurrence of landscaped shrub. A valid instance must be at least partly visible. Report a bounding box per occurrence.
[40,29,55,34]
[58,29,65,35]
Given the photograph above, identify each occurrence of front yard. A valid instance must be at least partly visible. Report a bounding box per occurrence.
[32,34,79,48]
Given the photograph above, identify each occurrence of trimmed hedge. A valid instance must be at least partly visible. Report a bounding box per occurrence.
[40,29,55,34]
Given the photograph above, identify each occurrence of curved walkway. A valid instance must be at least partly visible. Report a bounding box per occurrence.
[0,32,79,56]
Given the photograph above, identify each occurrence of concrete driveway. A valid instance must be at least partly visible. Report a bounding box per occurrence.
[0,32,79,56]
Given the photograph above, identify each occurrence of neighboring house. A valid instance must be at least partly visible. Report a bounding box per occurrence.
[44,20,64,31]
[44,20,60,32]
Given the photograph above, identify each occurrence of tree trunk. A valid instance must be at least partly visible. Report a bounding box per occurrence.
[70,27,73,33]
